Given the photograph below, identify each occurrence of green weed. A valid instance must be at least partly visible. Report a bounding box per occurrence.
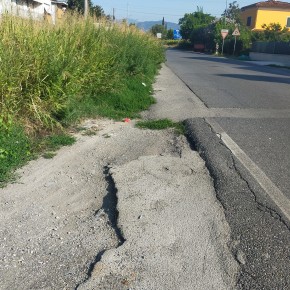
[136,119,185,135]
[42,152,57,159]
[82,130,97,136]
[0,126,31,186]
[44,134,76,151]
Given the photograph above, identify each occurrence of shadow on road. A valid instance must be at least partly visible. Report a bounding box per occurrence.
[180,51,290,78]
[215,73,290,84]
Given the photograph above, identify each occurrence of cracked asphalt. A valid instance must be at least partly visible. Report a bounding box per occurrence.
[143,60,290,289]
[1,59,289,290]
[185,119,290,289]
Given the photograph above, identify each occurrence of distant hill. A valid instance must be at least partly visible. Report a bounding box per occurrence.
[135,20,180,31]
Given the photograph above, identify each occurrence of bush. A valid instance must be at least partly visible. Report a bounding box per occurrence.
[163,39,181,46]
[177,39,192,49]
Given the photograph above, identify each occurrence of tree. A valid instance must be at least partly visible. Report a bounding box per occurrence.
[178,13,195,39]
[150,24,167,38]
[67,0,92,13]
[261,23,290,41]
[166,29,174,40]
[190,22,216,51]
[179,7,215,40]
[90,5,105,18]
[222,1,242,24]
[67,0,104,17]
[213,18,252,55]
[178,4,254,54]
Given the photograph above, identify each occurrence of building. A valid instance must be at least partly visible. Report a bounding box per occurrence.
[241,0,290,30]
[0,0,67,24]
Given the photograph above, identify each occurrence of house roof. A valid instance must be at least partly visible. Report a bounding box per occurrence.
[241,0,290,11]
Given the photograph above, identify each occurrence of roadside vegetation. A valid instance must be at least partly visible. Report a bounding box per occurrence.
[155,1,290,56]
[136,119,185,135]
[0,13,164,185]
[182,2,290,55]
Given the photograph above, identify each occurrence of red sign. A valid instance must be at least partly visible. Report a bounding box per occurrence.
[221,29,229,39]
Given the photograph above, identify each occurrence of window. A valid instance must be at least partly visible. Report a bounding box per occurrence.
[286,17,290,28]
[247,16,252,26]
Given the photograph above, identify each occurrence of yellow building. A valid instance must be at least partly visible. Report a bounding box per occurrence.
[241,0,290,30]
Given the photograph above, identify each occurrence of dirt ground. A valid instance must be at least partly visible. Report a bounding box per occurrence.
[0,119,189,289]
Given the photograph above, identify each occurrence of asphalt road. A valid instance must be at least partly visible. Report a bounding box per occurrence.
[166,49,290,201]
[143,55,290,289]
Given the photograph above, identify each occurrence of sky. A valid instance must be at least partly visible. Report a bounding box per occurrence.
[92,0,260,23]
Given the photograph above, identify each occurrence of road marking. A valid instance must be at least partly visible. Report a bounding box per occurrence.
[207,118,290,222]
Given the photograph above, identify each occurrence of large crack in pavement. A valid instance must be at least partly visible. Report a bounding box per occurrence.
[101,165,126,246]
[75,165,125,290]
[185,118,290,289]
[76,134,238,290]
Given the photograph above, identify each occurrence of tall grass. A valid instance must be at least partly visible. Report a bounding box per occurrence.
[0,13,165,184]
[0,13,164,130]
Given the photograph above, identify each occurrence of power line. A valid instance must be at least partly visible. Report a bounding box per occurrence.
[117,8,184,17]
[114,7,222,18]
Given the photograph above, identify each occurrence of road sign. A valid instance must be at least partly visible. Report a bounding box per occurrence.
[173,29,182,40]
[221,29,228,54]
[232,28,240,36]
[232,28,240,55]
[221,29,229,39]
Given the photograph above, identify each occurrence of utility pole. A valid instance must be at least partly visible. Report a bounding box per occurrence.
[126,2,129,24]
[84,0,89,19]
[224,0,227,25]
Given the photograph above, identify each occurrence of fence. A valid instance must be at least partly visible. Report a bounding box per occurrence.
[251,41,290,55]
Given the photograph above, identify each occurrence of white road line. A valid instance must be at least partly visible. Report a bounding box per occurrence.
[207,118,290,222]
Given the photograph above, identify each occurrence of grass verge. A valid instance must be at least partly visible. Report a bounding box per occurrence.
[63,76,156,123]
[0,14,164,185]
